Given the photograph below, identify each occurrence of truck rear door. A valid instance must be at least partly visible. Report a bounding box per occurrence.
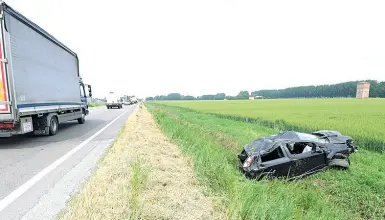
[0,7,12,119]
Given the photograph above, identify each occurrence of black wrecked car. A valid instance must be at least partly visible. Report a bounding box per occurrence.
[238,130,357,180]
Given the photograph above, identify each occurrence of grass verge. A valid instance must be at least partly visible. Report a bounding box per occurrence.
[59,105,220,220]
[130,156,149,220]
[88,102,105,108]
[146,103,385,220]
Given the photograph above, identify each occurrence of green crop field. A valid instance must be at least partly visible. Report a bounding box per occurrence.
[158,98,385,151]
[145,99,385,219]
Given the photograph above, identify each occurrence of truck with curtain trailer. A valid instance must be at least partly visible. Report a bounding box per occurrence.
[0,2,92,137]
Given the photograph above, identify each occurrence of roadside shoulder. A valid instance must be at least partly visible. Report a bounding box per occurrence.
[59,105,221,219]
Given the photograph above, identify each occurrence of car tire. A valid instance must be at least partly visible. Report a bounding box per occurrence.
[49,116,58,136]
[328,159,349,169]
[78,111,86,124]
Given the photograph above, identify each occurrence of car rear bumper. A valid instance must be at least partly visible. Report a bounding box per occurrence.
[106,103,122,108]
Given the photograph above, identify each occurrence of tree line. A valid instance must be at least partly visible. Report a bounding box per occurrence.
[145,80,385,101]
[251,80,385,99]
[145,91,250,101]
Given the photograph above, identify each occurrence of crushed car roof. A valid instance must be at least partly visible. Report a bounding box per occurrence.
[244,131,324,155]
[243,131,352,155]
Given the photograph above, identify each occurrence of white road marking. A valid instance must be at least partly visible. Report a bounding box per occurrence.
[0,110,129,213]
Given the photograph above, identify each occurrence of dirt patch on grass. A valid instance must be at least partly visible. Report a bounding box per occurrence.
[59,105,221,220]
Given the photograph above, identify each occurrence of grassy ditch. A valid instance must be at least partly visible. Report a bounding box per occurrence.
[146,103,385,220]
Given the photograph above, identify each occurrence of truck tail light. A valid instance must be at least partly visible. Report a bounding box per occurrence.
[242,155,255,168]
[0,123,15,129]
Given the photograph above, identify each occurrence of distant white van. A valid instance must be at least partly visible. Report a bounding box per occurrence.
[105,92,123,109]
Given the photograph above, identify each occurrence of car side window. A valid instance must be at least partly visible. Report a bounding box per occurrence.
[260,145,285,162]
[286,142,314,155]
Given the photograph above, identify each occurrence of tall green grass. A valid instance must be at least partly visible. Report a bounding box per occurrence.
[129,156,149,220]
[146,104,385,220]
[158,98,385,151]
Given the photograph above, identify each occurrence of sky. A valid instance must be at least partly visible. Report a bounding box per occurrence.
[5,0,385,98]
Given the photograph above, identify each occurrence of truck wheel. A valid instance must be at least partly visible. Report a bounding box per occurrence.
[49,116,58,136]
[78,111,86,124]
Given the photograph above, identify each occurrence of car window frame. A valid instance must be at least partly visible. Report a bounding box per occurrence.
[282,141,324,159]
[259,143,290,165]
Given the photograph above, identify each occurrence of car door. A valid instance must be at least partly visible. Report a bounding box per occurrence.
[259,143,293,179]
[282,142,327,177]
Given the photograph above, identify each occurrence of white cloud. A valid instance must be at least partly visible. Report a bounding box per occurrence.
[5,0,385,98]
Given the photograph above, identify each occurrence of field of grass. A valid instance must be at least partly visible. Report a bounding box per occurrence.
[146,103,385,219]
[158,98,385,151]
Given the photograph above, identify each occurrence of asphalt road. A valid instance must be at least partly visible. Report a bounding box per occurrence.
[0,104,136,220]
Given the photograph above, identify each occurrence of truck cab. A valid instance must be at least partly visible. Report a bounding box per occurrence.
[79,78,92,114]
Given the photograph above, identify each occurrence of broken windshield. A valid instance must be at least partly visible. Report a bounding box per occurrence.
[296,132,328,144]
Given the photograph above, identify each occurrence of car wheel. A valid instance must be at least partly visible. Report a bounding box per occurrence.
[49,116,59,136]
[78,111,86,124]
[328,159,349,169]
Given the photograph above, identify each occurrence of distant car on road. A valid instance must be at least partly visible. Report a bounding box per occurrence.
[105,92,123,109]
[238,130,357,180]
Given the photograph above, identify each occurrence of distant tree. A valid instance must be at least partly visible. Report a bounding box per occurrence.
[237,91,250,100]
[214,93,226,100]
[225,96,237,100]
[145,97,154,101]
[166,93,182,100]
[200,94,216,100]
[183,95,196,100]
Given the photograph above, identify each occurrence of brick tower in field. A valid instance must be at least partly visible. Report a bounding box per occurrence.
[356,82,370,98]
